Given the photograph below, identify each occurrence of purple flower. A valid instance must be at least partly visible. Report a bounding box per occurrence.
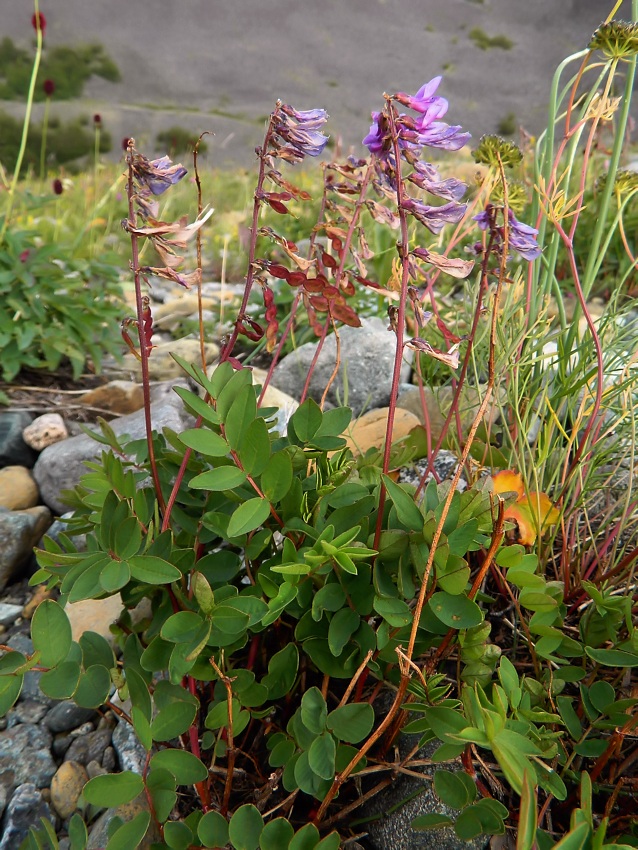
[395,77,449,124]
[473,209,491,231]
[415,122,471,152]
[363,112,385,155]
[508,210,541,261]
[133,154,188,196]
[409,161,467,201]
[275,104,329,160]
[402,198,467,234]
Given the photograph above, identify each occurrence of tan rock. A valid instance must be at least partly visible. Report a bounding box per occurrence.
[345,408,421,455]
[22,413,68,450]
[118,337,219,381]
[79,380,145,415]
[67,596,152,645]
[51,760,88,820]
[0,466,39,510]
[22,584,53,620]
[153,291,237,332]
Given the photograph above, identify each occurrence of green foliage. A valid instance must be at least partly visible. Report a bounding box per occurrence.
[156,126,208,157]
[0,37,120,101]
[468,27,514,50]
[0,227,124,380]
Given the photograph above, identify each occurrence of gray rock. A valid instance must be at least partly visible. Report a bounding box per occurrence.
[64,728,112,767]
[0,412,37,469]
[0,783,54,850]
[0,506,53,591]
[363,739,488,850]
[33,394,195,514]
[44,701,97,734]
[272,317,413,416]
[398,451,467,494]
[0,602,23,627]
[7,700,48,727]
[0,724,56,793]
[112,717,148,774]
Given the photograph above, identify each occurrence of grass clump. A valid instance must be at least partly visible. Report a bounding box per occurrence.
[469,27,514,50]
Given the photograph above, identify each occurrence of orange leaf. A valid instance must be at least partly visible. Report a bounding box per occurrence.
[492,470,525,498]
[504,502,538,546]
[523,492,560,528]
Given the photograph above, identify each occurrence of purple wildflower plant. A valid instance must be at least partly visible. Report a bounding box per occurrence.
[473,203,541,262]
[272,103,329,162]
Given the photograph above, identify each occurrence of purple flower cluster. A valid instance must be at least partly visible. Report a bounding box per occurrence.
[474,204,542,262]
[273,105,329,163]
[363,76,470,158]
[131,154,188,197]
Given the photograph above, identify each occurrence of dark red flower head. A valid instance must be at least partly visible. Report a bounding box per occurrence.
[122,137,132,151]
[93,113,101,125]
[43,79,55,97]
[31,12,46,36]
[52,178,63,195]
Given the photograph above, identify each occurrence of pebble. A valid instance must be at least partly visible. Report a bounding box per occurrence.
[86,760,107,779]
[0,602,24,626]
[44,702,97,735]
[7,700,48,726]
[64,728,112,767]
[50,761,88,820]
[22,413,69,450]
[0,465,39,510]
[78,379,145,415]
[112,717,148,774]
[0,783,54,850]
[0,506,53,591]
[0,723,56,792]
[345,407,421,455]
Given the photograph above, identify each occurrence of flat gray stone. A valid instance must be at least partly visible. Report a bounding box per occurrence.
[44,701,97,735]
[273,317,412,416]
[0,784,54,850]
[33,395,195,514]
[0,412,37,469]
[0,507,52,591]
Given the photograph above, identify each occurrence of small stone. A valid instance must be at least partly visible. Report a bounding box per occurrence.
[22,413,68,450]
[86,760,107,779]
[21,585,53,620]
[64,728,112,766]
[0,724,56,792]
[0,411,37,469]
[102,746,116,771]
[112,718,147,774]
[87,793,160,850]
[0,506,52,592]
[50,760,88,820]
[345,408,421,455]
[0,602,23,627]
[0,783,54,850]
[44,702,97,735]
[52,735,72,758]
[78,380,145,415]
[8,700,48,726]
[0,466,39,510]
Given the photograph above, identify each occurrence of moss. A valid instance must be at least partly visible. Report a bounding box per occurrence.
[469,27,514,51]
[497,112,518,136]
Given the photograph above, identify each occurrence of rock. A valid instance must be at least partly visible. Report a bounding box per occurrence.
[44,702,97,735]
[398,451,468,494]
[87,793,160,850]
[273,317,413,415]
[21,585,53,621]
[0,724,56,793]
[0,602,23,627]
[64,728,112,767]
[111,337,219,382]
[112,717,147,775]
[0,411,37,469]
[66,596,124,645]
[102,746,116,771]
[78,380,145,415]
[7,700,48,726]
[0,466,39,510]
[0,784,55,850]
[33,395,195,514]
[50,761,88,820]
[345,408,421,455]
[86,760,107,779]
[153,292,236,332]
[0,506,52,591]
[22,413,69,450]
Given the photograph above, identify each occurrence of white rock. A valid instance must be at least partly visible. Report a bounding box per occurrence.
[22,414,68,451]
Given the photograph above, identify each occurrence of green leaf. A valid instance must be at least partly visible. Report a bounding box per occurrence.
[126,667,152,723]
[424,706,468,743]
[68,813,88,850]
[163,820,193,850]
[227,497,271,538]
[150,749,208,785]
[225,384,258,450]
[585,647,638,667]
[261,451,293,502]
[179,427,229,457]
[151,701,198,742]
[74,665,112,709]
[259,818,294,850]
[518,772,538,850]
[238,416,271,476]
[161,611,206,644]
[308,732,336,780]
[0,674,22,715]
[105,811,150,850]
[328,608,360,656]
[316,833,342,850]
[429,592,483,629]
[80,631,115,670]
[454,808,485,841]
[551,822,591,849]
[172,385,221,426]
[312,583,346,620]
[373,595,412,628]
[40,660,81,700]
[198,811,229,848]
[228,804,264,850]
[129,555,182,585]
[412,813,455,830]
[381,474,424,532]
[99,559,131,593]
[83,771,144,808]
[326,703,374,743]
[31,600,72,668]
[131,706,152,752]
[301,687,328,734]
[289,822,321,850]
[262,643,298,699]
[434,769,471,809]
[190,465,248,491]
[289,398,323,442]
